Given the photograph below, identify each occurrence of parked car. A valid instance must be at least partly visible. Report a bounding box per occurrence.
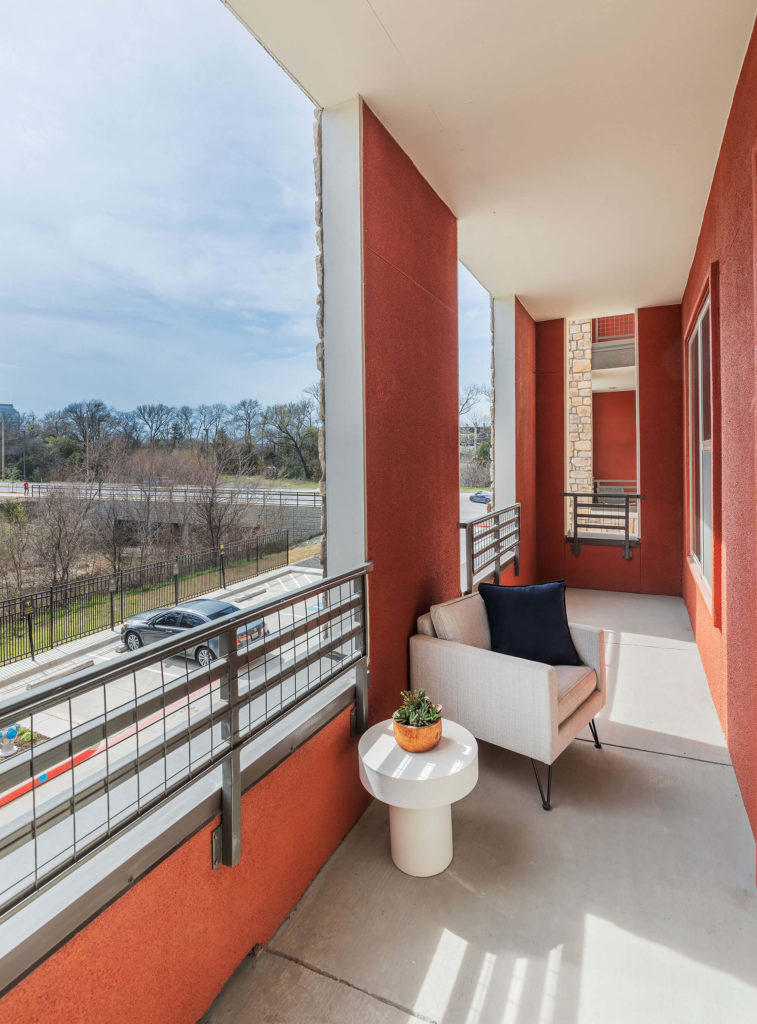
[120,598,267,667]
[469,490,492,504]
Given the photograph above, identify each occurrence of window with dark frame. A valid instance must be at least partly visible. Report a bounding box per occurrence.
[688,299,713,590]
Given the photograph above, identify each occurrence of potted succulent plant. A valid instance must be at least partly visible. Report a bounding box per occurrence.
[392,689,443,752]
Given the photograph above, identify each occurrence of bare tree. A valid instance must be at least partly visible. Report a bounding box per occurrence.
[33,488,96,586]
[0,503,33,596]
[191,445,250,549]
[459,384,489,419]
[231,399,261,443]
[263,400,318,480]
[135,403,174,445]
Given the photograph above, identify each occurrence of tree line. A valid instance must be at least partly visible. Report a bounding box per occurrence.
[1,395,322,484]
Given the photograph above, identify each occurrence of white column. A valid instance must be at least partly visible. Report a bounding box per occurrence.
[492,296,516,508]
[321,98,366,574]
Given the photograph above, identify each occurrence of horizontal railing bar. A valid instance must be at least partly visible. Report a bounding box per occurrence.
[0,564,371,722]
[0,607,361,791]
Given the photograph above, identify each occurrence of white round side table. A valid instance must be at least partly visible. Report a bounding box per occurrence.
[358,719,478,877]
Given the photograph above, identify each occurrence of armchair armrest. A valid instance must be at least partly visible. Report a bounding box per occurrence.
[409,634,558,762]
[568,623,606,695]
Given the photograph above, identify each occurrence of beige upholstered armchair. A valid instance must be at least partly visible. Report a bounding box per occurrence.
[409,592,606,809]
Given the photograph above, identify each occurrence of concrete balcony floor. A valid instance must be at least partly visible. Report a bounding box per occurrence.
[202,591,757,1024]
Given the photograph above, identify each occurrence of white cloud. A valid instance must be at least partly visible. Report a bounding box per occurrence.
[0,0,318,412]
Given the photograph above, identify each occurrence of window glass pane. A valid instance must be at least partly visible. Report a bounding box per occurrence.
[701,450,713,586]
[701,307,711,442]
[690,338,701,560]
[156,612,180,626]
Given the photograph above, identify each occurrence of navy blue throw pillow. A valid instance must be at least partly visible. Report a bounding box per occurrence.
[478,580,582,666]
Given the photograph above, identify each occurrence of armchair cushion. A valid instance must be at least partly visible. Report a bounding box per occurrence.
[478,580,582,666]
[556,665,597,724]
[430,593,491,650]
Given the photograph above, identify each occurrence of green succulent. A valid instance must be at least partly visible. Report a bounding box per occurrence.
[392,689,442,727]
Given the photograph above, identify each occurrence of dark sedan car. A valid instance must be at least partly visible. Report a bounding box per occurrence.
[469,489,492,504]
[120,598,267,667]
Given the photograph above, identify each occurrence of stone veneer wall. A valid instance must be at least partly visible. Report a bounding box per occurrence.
[566,319,593,527]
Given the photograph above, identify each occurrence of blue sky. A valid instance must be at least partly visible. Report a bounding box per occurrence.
[1,0,491,417]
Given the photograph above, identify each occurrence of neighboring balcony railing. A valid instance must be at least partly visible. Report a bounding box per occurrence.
[563,491,645,559]
[0,564,370,920]
[459,504,520,595]
[593,478,637,496]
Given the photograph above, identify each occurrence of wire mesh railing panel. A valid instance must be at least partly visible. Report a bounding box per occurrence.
[0,564,368,918]
[459,504,520,594]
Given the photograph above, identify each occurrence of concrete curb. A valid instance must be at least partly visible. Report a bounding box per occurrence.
[26,658,95,690]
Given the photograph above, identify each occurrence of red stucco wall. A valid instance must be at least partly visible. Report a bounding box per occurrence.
[592,390,637,482]
[0,709,368,1024]
[534,307,682,595]
[535,319,567,583]
[680,17,757,838]
[361,102,460,723]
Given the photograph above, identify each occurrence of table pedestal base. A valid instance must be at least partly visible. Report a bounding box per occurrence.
[389,804,453,877]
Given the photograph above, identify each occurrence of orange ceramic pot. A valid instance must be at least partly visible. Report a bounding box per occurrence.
[393,718,442,753]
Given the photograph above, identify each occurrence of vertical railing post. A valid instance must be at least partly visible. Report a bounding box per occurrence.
[219,542,226,590]
[464,523,474,595]
[285,529,289,566]
[49,586,54,650]
[218,627,241,867]
[623,496,632,559]
[256,534,260,577]
[173,559,180,605]
[352,576,370,733]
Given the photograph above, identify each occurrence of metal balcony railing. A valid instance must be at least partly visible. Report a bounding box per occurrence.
[563,491,645,559]
[0,564,370,919]
[459,504,520,595]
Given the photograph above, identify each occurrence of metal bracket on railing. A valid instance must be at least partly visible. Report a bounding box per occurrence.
[351,658,370,734]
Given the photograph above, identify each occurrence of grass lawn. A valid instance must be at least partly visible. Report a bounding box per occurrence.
[221,475,319,490]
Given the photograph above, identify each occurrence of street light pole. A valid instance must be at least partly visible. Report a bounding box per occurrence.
[22,431,26,481]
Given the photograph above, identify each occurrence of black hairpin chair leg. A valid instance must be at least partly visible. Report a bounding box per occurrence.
[530,759,552,811]
[588,719,602,749]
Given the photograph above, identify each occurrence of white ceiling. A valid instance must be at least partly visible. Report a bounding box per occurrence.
[226,0,756,320]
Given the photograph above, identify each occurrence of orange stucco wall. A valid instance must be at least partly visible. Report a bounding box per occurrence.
[680,16,757,840]
[534,307,683,595]
[361,102,460,723]
[592,390,636,482]
[0,709,368,1023]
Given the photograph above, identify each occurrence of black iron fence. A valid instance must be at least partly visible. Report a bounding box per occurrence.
[0,531,289,667]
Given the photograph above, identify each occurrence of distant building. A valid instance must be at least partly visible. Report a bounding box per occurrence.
[0,404,20,432]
